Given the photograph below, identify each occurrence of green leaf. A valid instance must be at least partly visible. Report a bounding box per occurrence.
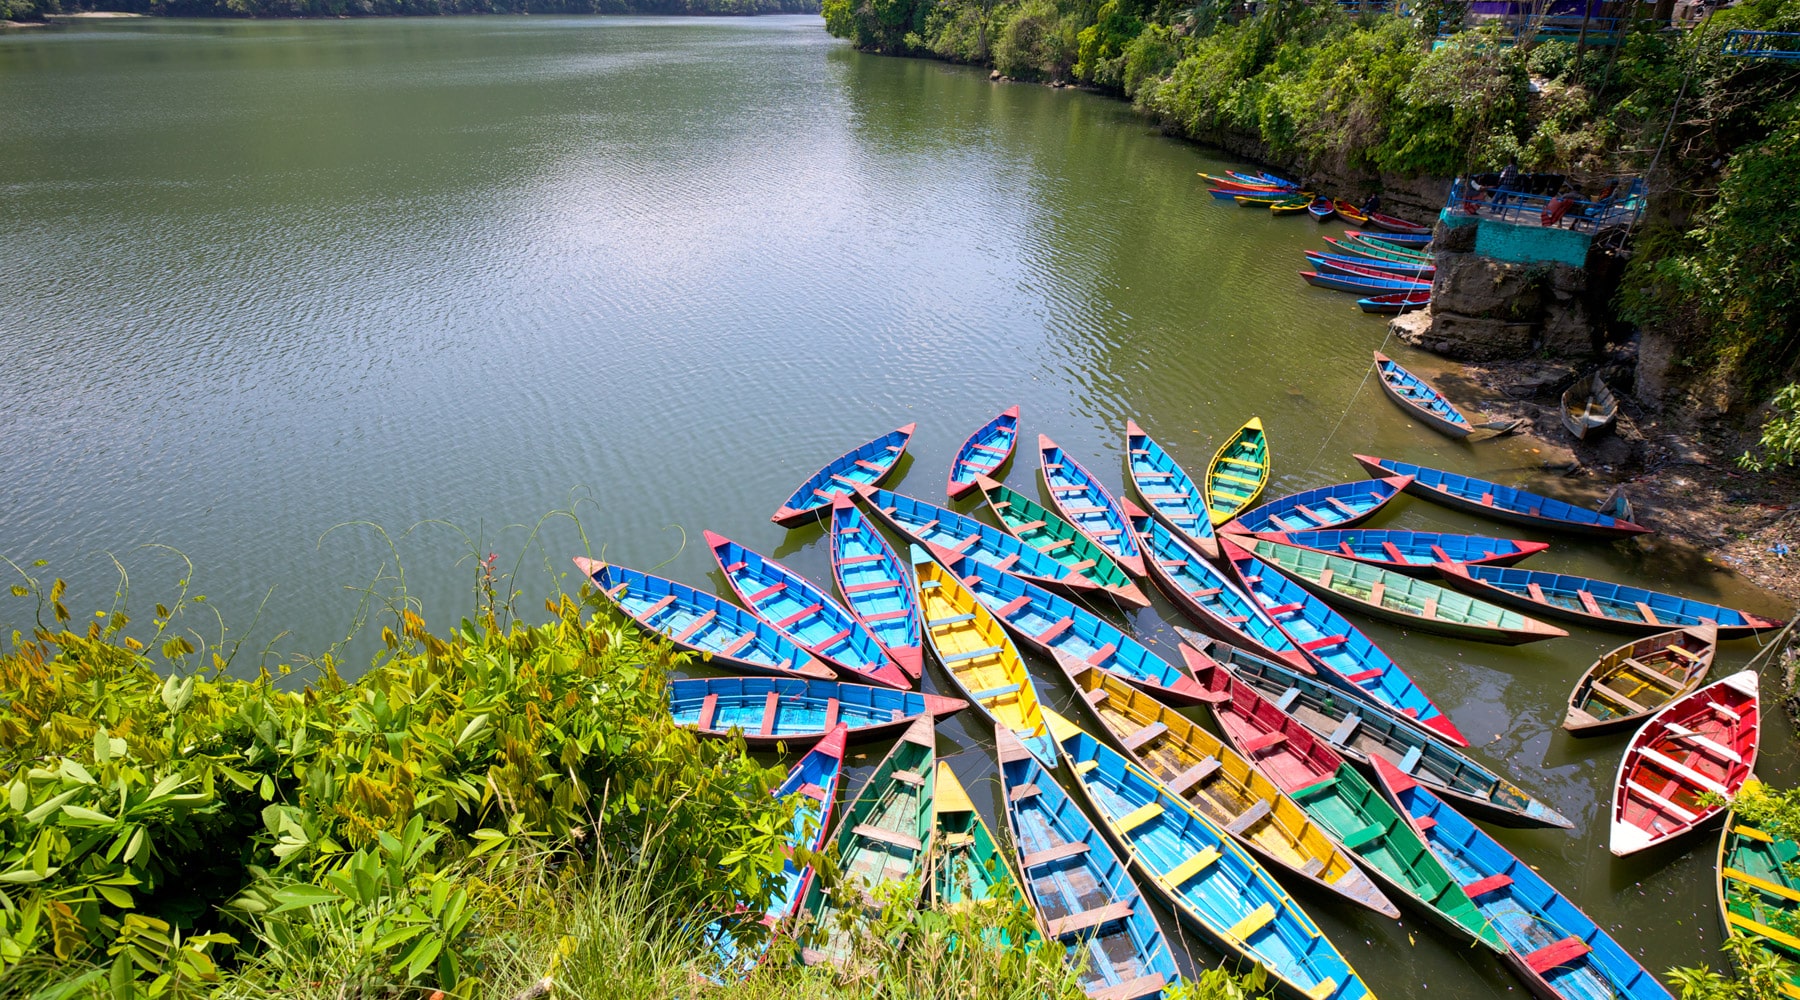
[95,885,134,909]
[269,884,341,912]
[0,867,56,884]
[61,804,116,824]
[401,934,445,982]
[456,713,491,748]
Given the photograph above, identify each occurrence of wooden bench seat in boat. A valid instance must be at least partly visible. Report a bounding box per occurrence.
[1046,900,1135,939]
[1723,867,1800,904]
[1162,848,1221,887]
[1019,840,1089,868]
[1089,974,1169,1000]
[1165,758,1222,795]
[1225,799,1273,835]
[1522,936,1592,974]
[852,823,922,852]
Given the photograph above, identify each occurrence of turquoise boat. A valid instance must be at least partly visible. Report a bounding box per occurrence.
[707,530,910,690]
[1220,476,1412,536]
[1050,711,1375,1000]
[945,551,1209,705]
[703,725,847,980]
[577,558,835,681]
[1221,537,1468,747]
[669,677,965,745]
[1039,435,1147,577]
[829,495,925,680]
[995,727,1177,1000]
[1246,528,1548,577]
[947,405,1020,500]
[1125,419,1218,560]
[772,423,915,527]
[855,485,1102,599]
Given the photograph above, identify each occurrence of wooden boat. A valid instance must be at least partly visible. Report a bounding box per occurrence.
[1221,538,1468,746]
[1048,711,1376,1000]
[910,545,1057,766]
[1307,196,1336,221]
[928,761,1029,938]
[947,405,1020,500]
[1363,212,1432,236]
[1331,234,1430,263]
[1232,536,1567,645]
[1346,228,1432,246]
[669,677,965,744]
[1245,528,1548,577]
[1270,197,1312,215]
[798,715,936,967]
[1301,270,1432,295]
[1203,417,1269,526]
[1357,291,1431,314]
[703,724,848,980]
[772,423,915,527]
[1716,783,1800,999]
[1561,373,1618,441]
[855,485,1102,599]
[1038,435,1147,577]
[1352,454,1653,538]
[1184,629,1571,828]
[1256,171,1300,188]
[1564,625,1718,735]
[1371,757,1675,1000]
[1372,351,1471,439]
[1127,502,1314,673]
[1201,172,1291,192]
[976,476,1151,608]
[707,530,910,690]
[951,553,1209,706]
[1235,191,1292,206]
[1053,656,1399,918]
[829,495,924,680]
[1221,476,1411,536]
[577,558,836,680]
[1305,250,1434,278]
[1231,170,1296,188]
[1610,669,1759,856]
[1333,200,1369,224]
[1124,419,1218,560]
[995,726,1177,1000]
[1436,563,1785,638]
[1171,653,1506,951]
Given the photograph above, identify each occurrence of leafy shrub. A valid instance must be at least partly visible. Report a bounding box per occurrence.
[993,0,1077,79]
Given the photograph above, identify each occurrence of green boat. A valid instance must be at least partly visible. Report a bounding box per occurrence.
[799,715,937,968]
[975,476,1151,609]
[1231,536,1567,645]
[1339,234,1432,263]
[1717,784,1800,998]
[928,762,1035,947]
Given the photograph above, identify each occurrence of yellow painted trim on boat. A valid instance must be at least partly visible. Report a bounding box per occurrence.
[934,761,976,817]
[1226,902,1276,940]
[1113,802,1164,835]
[1724,867,1800,904]
[1736,824,1776,843]
[1163,848,1221,887]
[1728,912,1800,953]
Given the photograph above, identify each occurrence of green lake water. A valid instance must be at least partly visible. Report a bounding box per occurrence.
[1,14,1794,995]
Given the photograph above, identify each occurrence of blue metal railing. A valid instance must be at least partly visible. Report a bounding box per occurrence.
[1437,15,1625,44]
[1444,176,1645,234]
[1723,29,1800,60]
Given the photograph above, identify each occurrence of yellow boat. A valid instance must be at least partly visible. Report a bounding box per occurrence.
[1204,416,1270,525]
[1053,652,1398,918]
[909,546,1057,766]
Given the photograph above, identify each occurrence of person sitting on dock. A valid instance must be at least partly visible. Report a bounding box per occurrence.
[1360,193,1381,215]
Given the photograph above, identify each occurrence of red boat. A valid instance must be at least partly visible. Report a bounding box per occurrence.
[1365,211,1432,235]
[1306,253,1434,282]
[1358,291,1431,314]
[1609,669,1759,856]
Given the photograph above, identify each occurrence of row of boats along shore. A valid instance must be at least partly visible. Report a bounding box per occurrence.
[574,359,1793,1000]
[1200,170,1440,315]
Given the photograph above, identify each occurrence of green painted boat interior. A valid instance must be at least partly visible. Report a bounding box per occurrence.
[984,481,1135,592]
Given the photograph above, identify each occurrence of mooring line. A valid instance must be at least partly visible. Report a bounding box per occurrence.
[1305,327,1393,477]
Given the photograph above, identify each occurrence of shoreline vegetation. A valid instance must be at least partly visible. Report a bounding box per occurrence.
[1,0,819,20]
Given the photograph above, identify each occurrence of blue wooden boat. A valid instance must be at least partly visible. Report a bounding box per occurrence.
[1126,501,1315,674]
[1372,351,1471,438]
[1305,250,1434,279]
[1049,711,1376,1000]
[828,495,925,681]
[1346,228,1431,246]
[947,405,1020,500]
[708,531,910,690]
[1352,455,1653,539]
[772,423,915,527]
[1437,563,1786,639]
[669,677,966,745]
[1038,435,1147,577]
[576,558,836,681]
[703,724,847,980]
[1184,628,1571,829]
[855,485,1103,599]
[995,726,1178,1000]
[945,552,1210,706]
[1245,528,1549,577]
[1125,419,1218,561]
[1257,171,1300,188]
[1371,757,1674,1000]
[1231,170,1296,188]
[1301,270,1431,295]
[1307,196,1336,221]
[1219,476,1412,536]
[1220,537,1469,747]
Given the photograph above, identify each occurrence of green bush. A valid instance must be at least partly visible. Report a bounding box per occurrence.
[993,0,1078,80]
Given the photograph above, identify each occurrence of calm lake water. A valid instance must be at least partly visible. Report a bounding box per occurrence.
[1,14,1793,995]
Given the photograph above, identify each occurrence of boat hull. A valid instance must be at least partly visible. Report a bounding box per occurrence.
[947,405,1020,500]
[1372,351,1471,439]
[1609,670,1759,856]
[669,677,964,744]
[1354,454,1652,538]
[773,423,915,527]
[1563,625,1717,735]
[1437,563,1784,638]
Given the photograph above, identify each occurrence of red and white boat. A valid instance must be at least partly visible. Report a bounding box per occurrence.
[1609,669,1759,856]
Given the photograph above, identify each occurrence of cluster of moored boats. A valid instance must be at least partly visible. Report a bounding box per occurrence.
[1200,171,1437,315]
[574,362,1790,998]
